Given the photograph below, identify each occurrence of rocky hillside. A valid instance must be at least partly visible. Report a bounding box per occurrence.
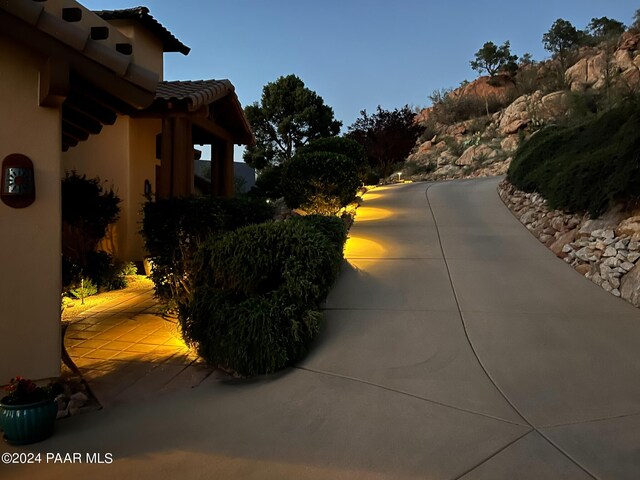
[403,30,640,182]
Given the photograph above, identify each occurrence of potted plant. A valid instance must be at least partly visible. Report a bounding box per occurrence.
[0,377,61,445]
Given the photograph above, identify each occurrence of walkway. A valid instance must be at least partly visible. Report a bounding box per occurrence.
[5,178,640,479]
[64,288,212,406]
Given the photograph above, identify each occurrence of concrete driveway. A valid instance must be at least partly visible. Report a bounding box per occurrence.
[4,178,640,479]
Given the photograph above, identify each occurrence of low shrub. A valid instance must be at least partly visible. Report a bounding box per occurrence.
[62,251,131,292]
[508,101,640,216]
[182,216,346,376]
[121,262,138,276]
[141,196,274,308]
[68,278,98,300]
[430,91,517,125]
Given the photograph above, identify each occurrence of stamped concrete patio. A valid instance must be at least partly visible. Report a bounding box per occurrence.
[63,288,213,406]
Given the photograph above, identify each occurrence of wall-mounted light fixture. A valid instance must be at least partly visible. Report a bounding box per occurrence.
[1,154,35,208]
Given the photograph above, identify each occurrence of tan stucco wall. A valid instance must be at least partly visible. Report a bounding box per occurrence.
[128,118,161,259]
[62,116,160,262]
[63,116,131,259]
[107,20,164,80]
[0,38,62,381]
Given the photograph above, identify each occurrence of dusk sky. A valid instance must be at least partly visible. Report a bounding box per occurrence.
[83,1,636,132]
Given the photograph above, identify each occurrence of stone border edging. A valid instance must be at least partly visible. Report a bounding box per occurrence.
[498,180,640,307]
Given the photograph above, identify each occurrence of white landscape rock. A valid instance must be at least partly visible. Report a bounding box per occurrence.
[499,179,640,310]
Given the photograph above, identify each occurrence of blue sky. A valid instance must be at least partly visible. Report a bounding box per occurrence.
[83,0,636,132]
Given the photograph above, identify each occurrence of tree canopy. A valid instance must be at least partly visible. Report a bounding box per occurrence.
[347,106,421,180]
[243,74,341,170]
[587,16,625,42]
[542,19,585,69]
[470,41,518,77]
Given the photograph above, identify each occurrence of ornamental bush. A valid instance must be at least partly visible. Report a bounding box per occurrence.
[281,150,361,215]
[61,171,124,293]
[507,100,640,216]
[296,137,368,181]
[141,196,274,308]
[181,216,346,376]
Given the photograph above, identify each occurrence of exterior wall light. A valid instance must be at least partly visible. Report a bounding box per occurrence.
[1,154,35,208]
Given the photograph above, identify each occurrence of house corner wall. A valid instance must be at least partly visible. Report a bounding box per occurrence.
[0,38,62,381]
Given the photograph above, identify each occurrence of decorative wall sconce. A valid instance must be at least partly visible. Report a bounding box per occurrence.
[1,154,35,208]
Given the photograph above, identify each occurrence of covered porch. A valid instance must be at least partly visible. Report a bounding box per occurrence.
[143,79,255,199]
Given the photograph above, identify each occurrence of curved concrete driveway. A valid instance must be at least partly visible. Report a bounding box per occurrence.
[5,178,640,479]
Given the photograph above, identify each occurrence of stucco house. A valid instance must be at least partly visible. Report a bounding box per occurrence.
[0,1,254,381]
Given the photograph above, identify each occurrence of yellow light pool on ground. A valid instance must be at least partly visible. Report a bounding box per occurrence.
[355,207,393,222]
[361,193,382,201]
[344,235,386,258]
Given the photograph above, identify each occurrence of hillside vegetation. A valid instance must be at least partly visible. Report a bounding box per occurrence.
[507,100,640,216]
[405,13,640,188]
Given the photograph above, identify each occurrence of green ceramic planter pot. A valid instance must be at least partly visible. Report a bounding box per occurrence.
[0,397,57,445]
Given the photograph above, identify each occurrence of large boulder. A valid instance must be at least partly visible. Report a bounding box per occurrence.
[498,91,546,134]
[417,141,433,154]
[616,216,640,237]
[539,91,569,119]
[614,49,635,71]
[453,74,516,103]
[565,52,608,91]
[619,31,640,52]
[620,265,640,306]
[500,135,520,153]
[577,210,625,238]
[437,151,457,166]
[621,66,640,90]
[434,164,461,177]
[455,144,496,166]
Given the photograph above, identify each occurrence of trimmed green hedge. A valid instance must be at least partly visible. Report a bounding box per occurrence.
[508,101,640,216]
[181,215,347,376]
[141,196,274,307]
[281,151,361,214]
[296,136,369,181]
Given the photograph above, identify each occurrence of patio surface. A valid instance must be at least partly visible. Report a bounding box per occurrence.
[64,288,213,406]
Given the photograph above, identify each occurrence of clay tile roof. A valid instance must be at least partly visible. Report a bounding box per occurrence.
[155,80,235,109]
[94,6,190,55]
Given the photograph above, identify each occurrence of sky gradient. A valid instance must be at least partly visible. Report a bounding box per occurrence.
[82,1,636,133]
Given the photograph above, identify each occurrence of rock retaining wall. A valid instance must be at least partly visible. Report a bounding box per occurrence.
[498,180,640,307]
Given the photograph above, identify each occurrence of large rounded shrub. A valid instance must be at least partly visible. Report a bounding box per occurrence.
[182,217,346,376]
[297,137,368,181]
[281,151,361,215]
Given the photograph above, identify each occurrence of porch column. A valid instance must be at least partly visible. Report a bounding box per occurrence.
[171,116,193,196]
[221,140,234,198]
[157,117,173,198]
[158,116,194,198]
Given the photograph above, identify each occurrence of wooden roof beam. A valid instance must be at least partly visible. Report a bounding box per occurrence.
[62,133,79,151]
[64,92,117,125]
[62,105,103,135]
[62,120,90,142]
